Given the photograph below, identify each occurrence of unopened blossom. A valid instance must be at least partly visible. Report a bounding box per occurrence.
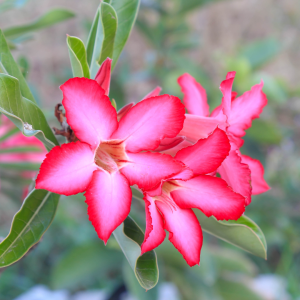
[36,77,186,243]
[165,72,270,204]
[141,128,246,266]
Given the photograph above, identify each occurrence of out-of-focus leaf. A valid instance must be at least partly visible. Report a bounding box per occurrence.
[0,146,40,153]
[196,210,267,259]
[0,189,59,267]
[67,35,90,78]
[0,73,58,150]
[241,38,281,69]
[113,216,159,290]
[0,29,35,102]
[51,241,122,289]
[86,3,117,78]
[253,72,287,103]
[216,278,265,300]
[247,119,282,145]
[17,56,29,79]
[110,0,140,69]
[0,0,29,14]
[0,162,40,171]
[3,9,75,40]
[123,262,159,300]
[210,247,257,276]
[179,0,221,14]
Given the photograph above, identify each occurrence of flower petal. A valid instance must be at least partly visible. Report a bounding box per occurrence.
[120,152,184,190]
[228,81,268,138]
[117,103,134,121]
[156,201,203,266]
[218,150,252,205]
[220,71,236,119]
[179,114,225,143]
[111,95,185,152]
[141,194,166,254]
[241,155,270,195]
[94,57,112,96]
[36,141,97,196]
[61,77,118,148]
[85,170,132,244]
[178,73,209,117]
[154,136,185,152]
[175,128,230,175]
[171,175,245,220]
[142,86,162,100]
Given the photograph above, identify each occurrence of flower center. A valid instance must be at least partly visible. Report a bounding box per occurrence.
[94,140,128,173]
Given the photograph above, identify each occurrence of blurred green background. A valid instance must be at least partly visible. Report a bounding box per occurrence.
[0,0,299,299]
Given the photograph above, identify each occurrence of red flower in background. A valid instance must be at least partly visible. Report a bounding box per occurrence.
[36,76,186,243]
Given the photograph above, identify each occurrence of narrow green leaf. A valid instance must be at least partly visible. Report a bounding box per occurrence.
[110,0,140,70]
[0,29,35,103]
[67,35,90,78]
[0,189,60,267]
[195,210,267,259]
[0,146,41,154]
[3,9,75,40]
[113,216,159,290]
[98,3,117,66]
[132,188,267,259]
[0,73,58,150]
[86,9,100,67]
[86,3,117,78]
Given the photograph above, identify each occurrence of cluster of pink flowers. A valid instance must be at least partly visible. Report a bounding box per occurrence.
[35,58,269,266]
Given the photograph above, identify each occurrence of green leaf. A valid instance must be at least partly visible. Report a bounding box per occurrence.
[0,73,58,150]
[132,188,267,259]
[86,3,117,78]
[113,216,159,290]
[110,0,140,70]
[3,9,75,40]
[51,241,122,290]
[195,210,267,259]
[0,29,35,103]
[0,189,60,267]
[67,35,90,78]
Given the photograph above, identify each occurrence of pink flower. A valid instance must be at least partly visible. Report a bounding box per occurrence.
[173,72,270,204]
[0,115,46,164]
[141,128,246,266]
[35,77,186,243]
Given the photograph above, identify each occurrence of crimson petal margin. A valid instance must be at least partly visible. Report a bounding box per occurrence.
[171,175,245,221]
[61,77,118,149]
[36,141,97,196]
[85,170,132,244]
[156,201,203,267]
[175,128,230,175]
[111,95,185,152]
